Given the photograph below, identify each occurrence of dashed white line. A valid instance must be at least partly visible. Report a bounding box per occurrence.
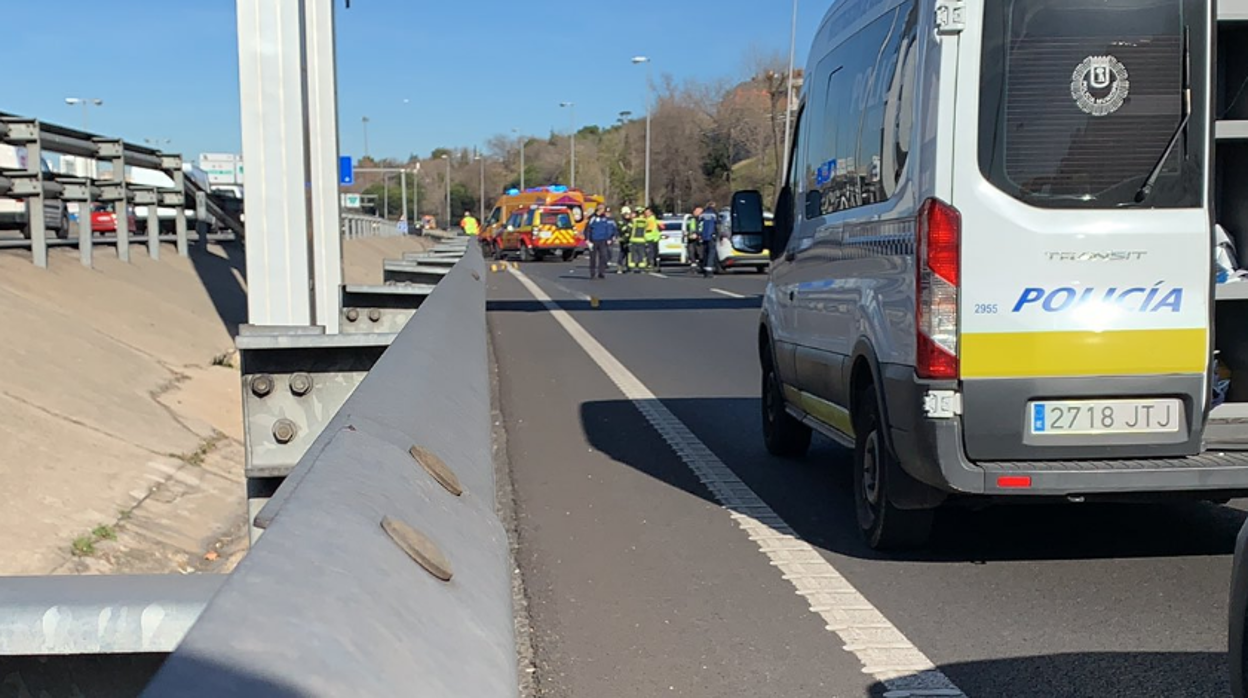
[507,267,965,696]
[709,288,745,299]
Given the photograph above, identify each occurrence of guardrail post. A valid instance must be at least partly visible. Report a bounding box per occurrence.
[134,186,160,260]
[6,120,48,268]
[79,194,92,266]
[164,153,188,257]
[98,140,129,262]
[58,178,93,268]
[195,190,208,245]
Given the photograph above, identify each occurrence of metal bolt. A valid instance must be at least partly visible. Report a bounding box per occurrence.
[471,270,481,281]
[381,515,452,582]
[368,308,382,323]
[250,374,274,398]
[272,418,298,444]
[289,373,313,397]
[409,445,463,496]
[345,308,360,322]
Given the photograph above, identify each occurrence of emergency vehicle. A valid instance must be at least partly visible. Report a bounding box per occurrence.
[492,205,585,262]
[731,0,1248,549]
[481,186,596,248]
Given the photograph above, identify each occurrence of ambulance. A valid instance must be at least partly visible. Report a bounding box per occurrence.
[481,186,596,251]
[731,0,1248,549]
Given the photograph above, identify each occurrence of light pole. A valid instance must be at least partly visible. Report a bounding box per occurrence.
[441,154,451,230]
[560,102,576,188]
[475,153,486,221]
[631,57,653,207]
[515,129,527,190]
[782,0,799,183]
[64,97,103,131]
[362,116,371,158]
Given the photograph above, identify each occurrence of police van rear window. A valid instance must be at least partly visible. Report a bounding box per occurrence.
[977,0,1205,209]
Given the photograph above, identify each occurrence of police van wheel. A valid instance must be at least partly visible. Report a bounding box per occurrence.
[520,244,535,262]
[761,346,811,458]
[562,250,576,262]
[854,388,933,550]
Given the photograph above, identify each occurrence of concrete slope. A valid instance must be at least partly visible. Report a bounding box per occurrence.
[0,236,433,576]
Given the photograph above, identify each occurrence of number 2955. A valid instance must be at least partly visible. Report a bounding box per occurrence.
[973,303,999,315]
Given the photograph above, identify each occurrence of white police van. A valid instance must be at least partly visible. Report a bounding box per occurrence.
[731,0,1248,548]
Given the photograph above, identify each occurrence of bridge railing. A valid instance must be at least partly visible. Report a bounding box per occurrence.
[342,211,409,239]
[141,241,518,697]
[0,110,246,269]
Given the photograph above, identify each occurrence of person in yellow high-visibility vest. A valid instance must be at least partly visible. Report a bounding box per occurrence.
[627,212,650,272]
[642,207,662,268]
[460,211,480,236]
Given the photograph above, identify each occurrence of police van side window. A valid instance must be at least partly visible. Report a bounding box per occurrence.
[807,1,917,216]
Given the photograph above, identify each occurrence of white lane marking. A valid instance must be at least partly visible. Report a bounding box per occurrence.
[648,272,668,279]
[508,267,965,696]
[550,281,592,302]
[710,288,745,299]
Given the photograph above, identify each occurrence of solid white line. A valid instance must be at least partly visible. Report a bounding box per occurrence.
[710,288,745,299]
[648,272,668,279]
[507,267,964,696]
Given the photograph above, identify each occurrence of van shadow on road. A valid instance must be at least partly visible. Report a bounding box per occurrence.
[869,651,1228,698]
[579,397,1248,565]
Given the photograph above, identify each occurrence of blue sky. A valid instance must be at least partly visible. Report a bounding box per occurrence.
[4,1,825,161]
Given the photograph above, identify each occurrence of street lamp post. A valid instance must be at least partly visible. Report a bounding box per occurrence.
[512,128,526,190]
[631,57,653,207]
[362,116,371,158]
[560,102,576,188]
[441,154,451,231]
[64,97,103,131]
[475,154,485,221]
[782,0,799,182]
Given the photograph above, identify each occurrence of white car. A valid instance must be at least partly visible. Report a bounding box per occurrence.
[658,215,689,265]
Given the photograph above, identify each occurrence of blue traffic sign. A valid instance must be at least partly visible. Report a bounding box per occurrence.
[339,156,354,185]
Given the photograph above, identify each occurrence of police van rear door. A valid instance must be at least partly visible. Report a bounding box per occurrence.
[951,0,1212,462]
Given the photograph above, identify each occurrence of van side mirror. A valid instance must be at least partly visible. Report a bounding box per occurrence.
[731,190,765,234]
[730,190,767,255]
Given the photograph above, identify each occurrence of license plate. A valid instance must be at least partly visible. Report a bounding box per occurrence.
[538,230,552,239]
[1029,399,1182,435]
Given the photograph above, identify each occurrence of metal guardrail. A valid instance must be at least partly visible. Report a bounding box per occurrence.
[0,109,243,269]
[142,243,518,697]
[341,211,411,239]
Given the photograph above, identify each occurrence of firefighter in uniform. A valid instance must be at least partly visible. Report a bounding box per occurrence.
[616,207,633,273]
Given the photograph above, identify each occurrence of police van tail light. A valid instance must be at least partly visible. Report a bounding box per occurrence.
[916,198,960,380]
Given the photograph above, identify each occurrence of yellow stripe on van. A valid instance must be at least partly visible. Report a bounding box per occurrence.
[961,329,1207,378]
[783,384,855,437]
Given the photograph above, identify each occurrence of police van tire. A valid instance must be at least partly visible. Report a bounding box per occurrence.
[761,346,811,458]
[562,249,576,262]
[854,388,934,550]
[520,244,535,262]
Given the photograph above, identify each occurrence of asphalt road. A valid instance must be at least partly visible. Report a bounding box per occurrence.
[488,255,1245,698]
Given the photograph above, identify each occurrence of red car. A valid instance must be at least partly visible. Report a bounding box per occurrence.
[90,204,137,234]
